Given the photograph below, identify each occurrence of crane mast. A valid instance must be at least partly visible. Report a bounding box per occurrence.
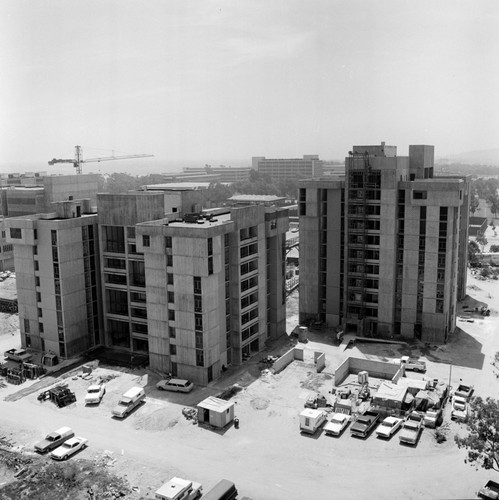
[48,145,154,174]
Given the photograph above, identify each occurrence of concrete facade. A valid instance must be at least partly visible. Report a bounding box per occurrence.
[252,155,324,180]
[136,204,289,385]
[5,199,101,358]
[299,143,470,343]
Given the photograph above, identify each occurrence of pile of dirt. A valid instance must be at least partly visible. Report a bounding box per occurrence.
[0,449,133,500]
[133,408,180,432]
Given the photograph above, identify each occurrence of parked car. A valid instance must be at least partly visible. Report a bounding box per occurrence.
[478,480,499,499]
[451,397,470,422]
[376,416,404,438]
[112,387,146,418]
[50,436,88,460]
[424,408,443,428]
[155,477,202,500]
[399,356,426,372]
[324,413,350,436]
[4,348,32,363]
[84,383,106,405]
[350,410,380,438]
[399,411,423,445]
[454,384,474,401]
[156,378,194,393]
[34,426,74,453]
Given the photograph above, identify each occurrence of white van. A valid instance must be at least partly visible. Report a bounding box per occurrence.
[112,387,145,418]
[155,477,202,500]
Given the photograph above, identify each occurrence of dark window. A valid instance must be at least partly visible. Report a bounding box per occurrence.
[208,238,213,256]
[196,350,204,367]
[208,257,213,275]
[165,236,172,248]
[10,228,21,239]
[240,243,258,259]
[36,292,41,303]
[34,261,39,271]
[104,226,125,253]
[195,331,203,349]
[105,258,126,269]
[106,289,129,316]
[132,322,148,334]
[35,276,40,287]
[167,273,174,285]
[169,327,176,338]
[108,319,130,348]
[131,307,147,319]
[194,295,202,312]
[195,314,203,331]
[142,235,150,247]
[170,344,176,355]
[39,322,44,333]
[127,227,136,239]
[105,273,127,285]
[131,291,146,303]
[38,307,42,318]
[413,190,427,199]
[194,276,201,294]
[130,260,146,287]
[169,309,175,321]
[24,318,30,333]
[167,254,173,267]
[168,292,174,303]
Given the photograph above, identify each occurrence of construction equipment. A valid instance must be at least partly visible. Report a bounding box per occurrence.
[48,145,154,174]
[38,385,76,407]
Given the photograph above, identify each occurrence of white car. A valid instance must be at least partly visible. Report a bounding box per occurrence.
[156,378,194,393]
[324,413,350,436]
[50,437,88,460]
[376,416,404,438]
[84,383,106,405]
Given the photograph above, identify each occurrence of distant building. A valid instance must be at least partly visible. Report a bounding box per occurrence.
[299,142,470,343]
[252,155,324,181]
[469,216,487,237]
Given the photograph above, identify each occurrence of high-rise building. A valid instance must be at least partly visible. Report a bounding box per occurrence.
[252,155,323,181]
[6,191,289,385]
[299,143,470,343]
[136,203,288,384]
[5,199,101,357]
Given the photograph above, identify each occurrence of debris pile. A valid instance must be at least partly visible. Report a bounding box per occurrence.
[182,407,198,422]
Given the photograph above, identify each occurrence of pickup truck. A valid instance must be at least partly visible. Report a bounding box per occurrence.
[399,412,423,445]
[399,356,426,372]
[451,396,469,422]
[478,480,499,499]
[424,408,443,428]
[34,426,74,453]
[4,348,32,363]
[350,410,380,438]
[454,384,474,401]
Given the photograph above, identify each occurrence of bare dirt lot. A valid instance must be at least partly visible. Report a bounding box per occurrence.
[1,262,499,499]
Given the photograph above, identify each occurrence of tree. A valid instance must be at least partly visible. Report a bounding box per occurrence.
[470,195,480,215]
[455,397,499,471]
[490,245,499,253]
[468,240,480,266]
[476,234,488,252]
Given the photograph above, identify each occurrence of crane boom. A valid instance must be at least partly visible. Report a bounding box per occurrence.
[48,145,154,174]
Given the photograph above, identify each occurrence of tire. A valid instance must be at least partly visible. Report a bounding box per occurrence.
[64,455,69,460]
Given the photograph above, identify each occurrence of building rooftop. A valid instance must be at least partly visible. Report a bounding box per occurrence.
[142,183,212,191]
[229,195,287,203]
[197,396,234,414]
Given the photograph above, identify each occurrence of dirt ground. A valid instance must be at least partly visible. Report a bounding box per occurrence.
[1,263,499,499]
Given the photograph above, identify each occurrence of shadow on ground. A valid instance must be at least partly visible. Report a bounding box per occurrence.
[352,327,485,371]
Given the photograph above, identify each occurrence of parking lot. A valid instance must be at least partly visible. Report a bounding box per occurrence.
[1,268,498,499]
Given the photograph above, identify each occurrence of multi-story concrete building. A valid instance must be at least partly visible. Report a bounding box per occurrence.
[299,143,470,343]
[0,174,100,271]
[7,190,289,385]
[98,192,167,355]
[136,203,288,384]
[5,199,102,358]
[252,155,324,181]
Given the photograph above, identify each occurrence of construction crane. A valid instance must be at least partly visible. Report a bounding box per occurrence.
[48,145,154,174]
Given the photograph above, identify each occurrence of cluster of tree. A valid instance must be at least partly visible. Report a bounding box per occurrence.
[456,396,499,471]
[470,177,499,218]
[98,170,299,204]
[436,163,499,176]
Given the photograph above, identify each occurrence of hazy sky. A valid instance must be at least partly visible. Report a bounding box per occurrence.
[2,0,499,170]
